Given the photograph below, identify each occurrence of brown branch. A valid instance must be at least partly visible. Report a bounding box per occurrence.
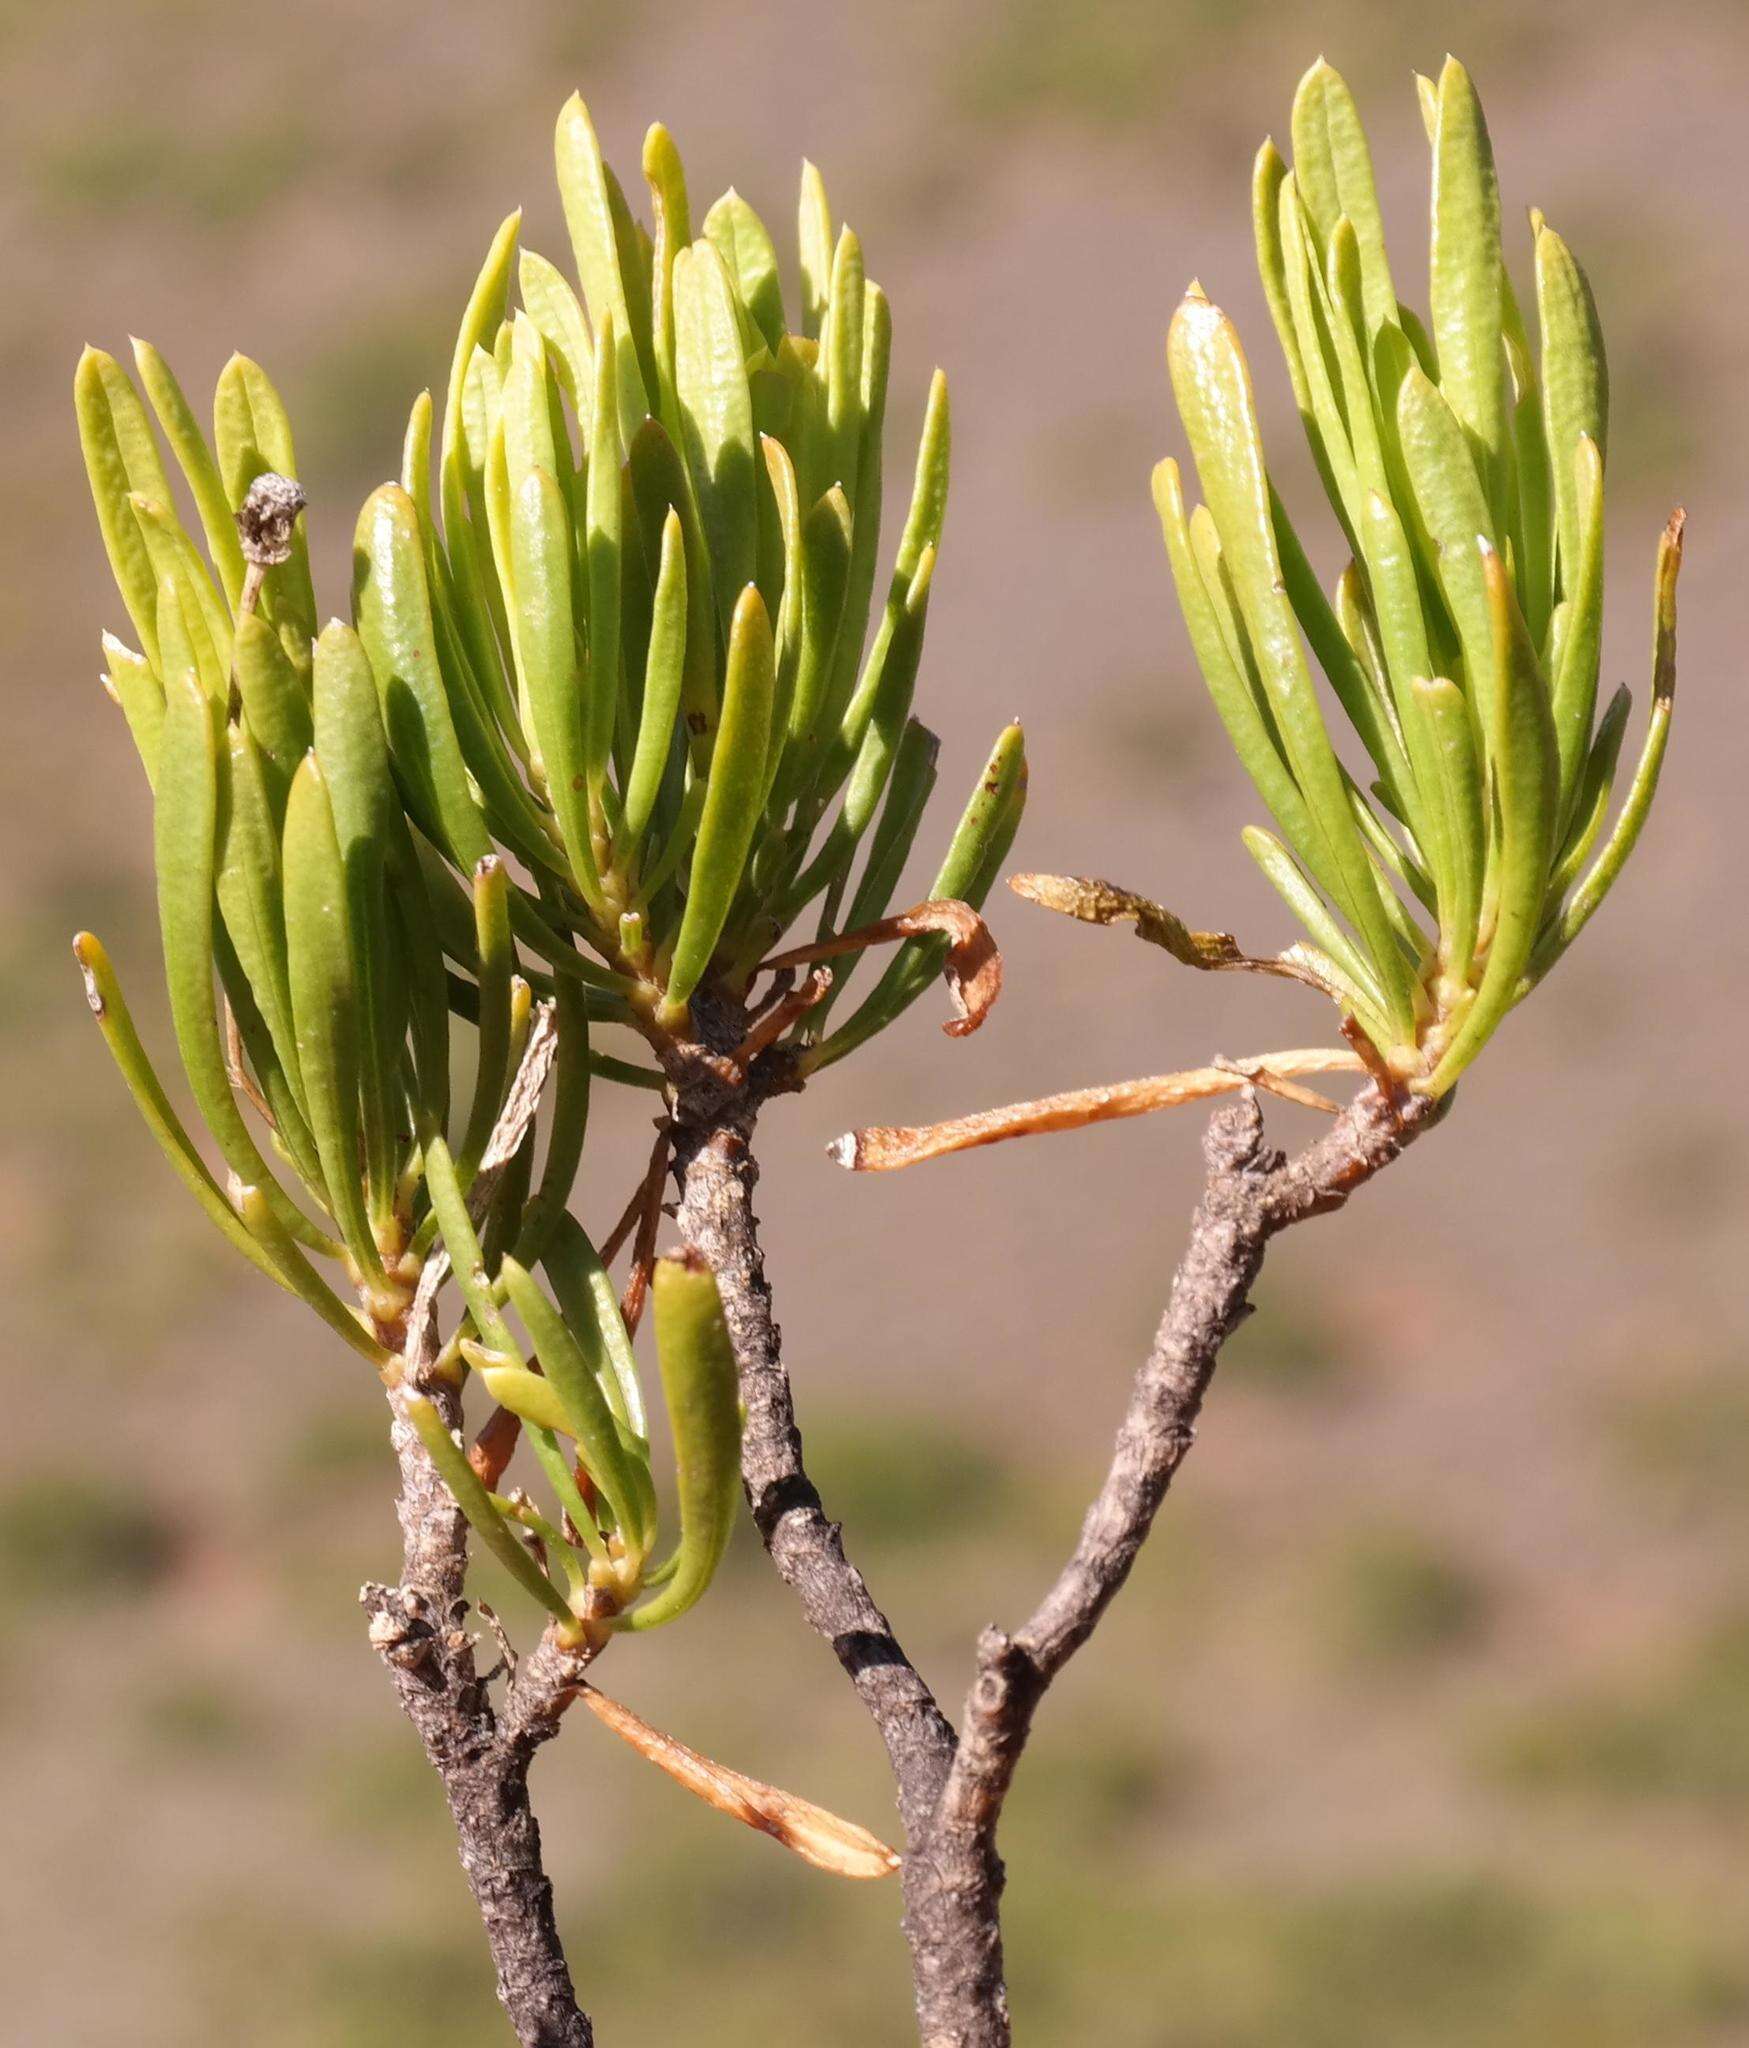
[360,1008,598,2048]
[899,1080,1443,2045]
[666,1057,959,1848]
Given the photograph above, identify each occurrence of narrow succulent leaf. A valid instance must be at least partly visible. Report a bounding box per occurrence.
[628,418,719,766]
[456,856,513,1184]
[816,718,940,1018]
[1290,61,1396,331]
[352,484,493,870]
[757,434,803,755]
[555,94,649,442]
[74,933,327,1316]
[1240,826,1390,1033]
[132,494,231,682]
[641,123,691,435]
[404,1394,578,1628]
[143,539,227,707]
[312,621,405,1216]
[519,248,596,415]
[154,670,337,1254]
[1425,544,1559,1091]
[1535,217,1609,592]
[401,387,435,536]
[500,1260,649,1551]
[662,584,775,1014]
[617,507,688,864]
[1156,465,1316,876]
[423,1134,521,1357]
[584,320,624,789]
[1550,435,1605,814]
[541,1213,648,1438]
[1428,58,1506,500]
[1396,365,1496,724]
[1538,513,1681,969]
[510,466,600,905]
[213,354,317,664]
[215,720,303,1115]
[443,214,521,534]
[806,723,1025,1071]
[74,346,171,666]
[673,239,758,635]
[283,754,388,1289]
[1413,675,1484,984]
[1165,294,1412,1026]
[234,1185,399,1368]
[1253,143,1339,515]
[1546,682,1630,902]
[233,610,313,803]
[1275,180,1363,545]
[775,484,853,805]
[823,228,866,508]
[798,160,833,339]
[704,189,786,352]
[513,977,591,1265]
[625,1255,741,1630]
[131,338,247,610]
[101,634,164,785]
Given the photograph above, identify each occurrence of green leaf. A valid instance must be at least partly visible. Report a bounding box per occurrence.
[555,93,649,443]
[1395,364,1496,724]
[541,1213,648,1439]
[625,1254,741,1631]
[1167,287,1413,1032]
[1289,60,1396,332]
[131,337,248,611]
[213,353,317,670]
[1426,543,1559,1092]
[798,160,833,340]
[806,721,1026,1071]
[674,239,758,636]
[403,1392,578,1630]
[584,317,624,791]
[512,974,591,1266]
[313,621,406,1219]
[352,483,493,871]
[72,933,388,1367]
[455,855,514,1186]
[154,668,338,1256]
[704,189,786,353]
[617,506,688,866]
[100,633,164,786]
[662,583,775,1016]
[283,753,389,1292]
[1535,513,1680,974]
[1413,675,1484,985]
[233,610,313,804]
[641,123,691,436]
[74,346,172,668]
[509,464,599,907]
[214,720,303,1122]
[518,247,596,416]
[1535,215,1608,594]
[499,1260,650,1554]
[1550,434,1605,815]
[1428,57,1506,505]
[628,418,719,769]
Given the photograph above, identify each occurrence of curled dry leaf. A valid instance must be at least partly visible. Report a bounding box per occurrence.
[574,1682,901,1880]
[828,1047,1364,1172]
[760,897,1002,1036]
[1009,871,1315,985]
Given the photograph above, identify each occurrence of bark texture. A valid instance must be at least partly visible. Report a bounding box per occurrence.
[362,1366,597,2048]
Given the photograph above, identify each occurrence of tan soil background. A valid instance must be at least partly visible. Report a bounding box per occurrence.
[5,1,1748,2041]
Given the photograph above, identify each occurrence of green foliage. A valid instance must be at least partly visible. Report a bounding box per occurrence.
[1157,59,1679,1091]
[375,98,1025,1053]
[68,93,1021,1648]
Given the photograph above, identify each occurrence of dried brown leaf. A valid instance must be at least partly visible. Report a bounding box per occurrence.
[575,1683,901,1879]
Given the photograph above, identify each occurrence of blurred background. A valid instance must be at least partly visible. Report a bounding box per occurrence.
[6,1,1748,2041]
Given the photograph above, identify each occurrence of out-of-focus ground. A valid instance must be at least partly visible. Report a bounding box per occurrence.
[5,1,1749,2040]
